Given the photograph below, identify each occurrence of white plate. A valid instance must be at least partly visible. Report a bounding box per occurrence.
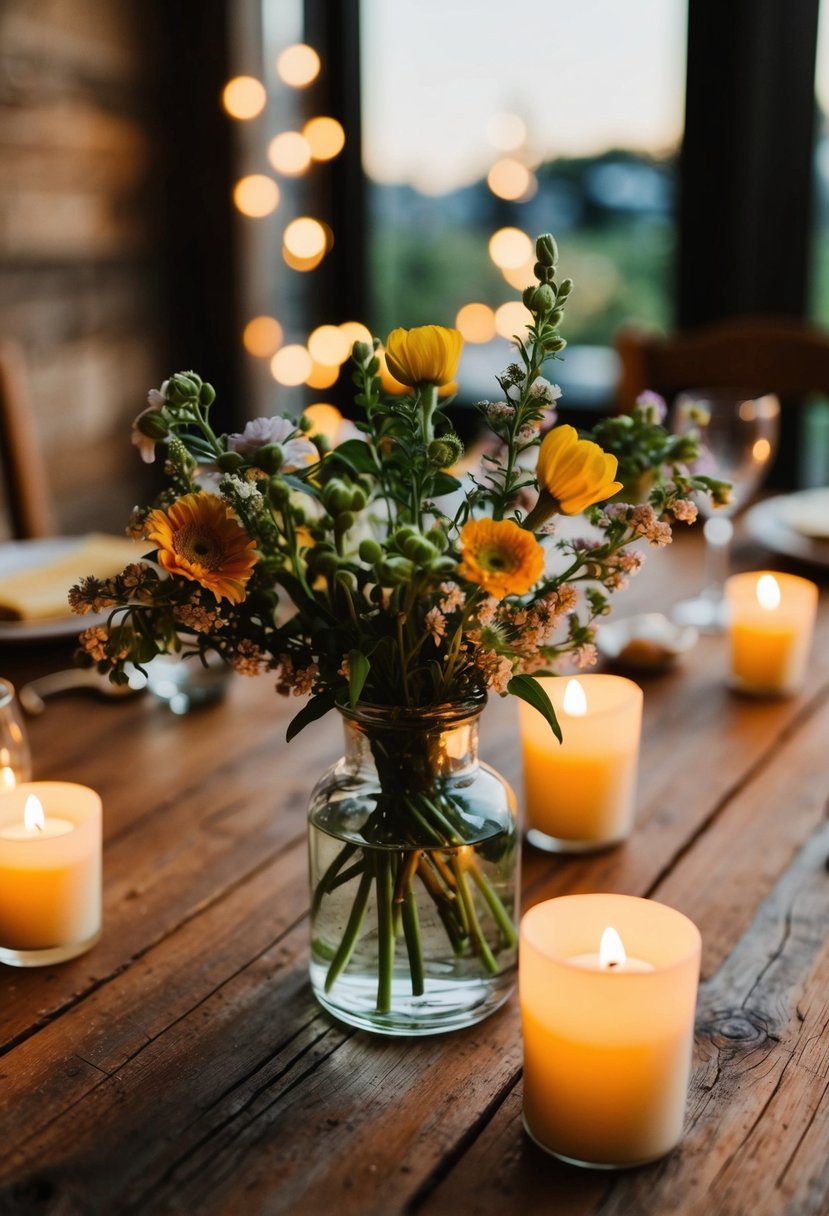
[744,490,829,568]
[0,537,107,643]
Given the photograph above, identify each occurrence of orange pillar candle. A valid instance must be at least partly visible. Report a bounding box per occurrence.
[725,571,818,696]
[0,782,102,966]
[520,894,701,1168]
[518,675,643,853]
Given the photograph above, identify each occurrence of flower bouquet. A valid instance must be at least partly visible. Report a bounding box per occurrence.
[71,232,724,1034]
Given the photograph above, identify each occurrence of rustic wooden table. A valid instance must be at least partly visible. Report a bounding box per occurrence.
[0,528,827,1216]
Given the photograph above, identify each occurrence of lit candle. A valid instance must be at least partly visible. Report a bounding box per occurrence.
[725,570,818,696]
[0,782,102,967]
[520,894,701,1168]
[518,674,643,852]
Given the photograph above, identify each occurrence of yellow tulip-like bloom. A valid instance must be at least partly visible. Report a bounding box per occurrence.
[145,492,258,604]
[385,325,464,388]
[525,425,623,528]
[458,518,545,599]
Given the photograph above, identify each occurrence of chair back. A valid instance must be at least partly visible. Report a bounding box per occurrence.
[616,315,829,412]
[0,340,56,539]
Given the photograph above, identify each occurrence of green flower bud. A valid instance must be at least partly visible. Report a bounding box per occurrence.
[548,308,565,326]
[137,410,169,440]
[298,414,313,432]
[167,372,201,403]
[267,477,291,507]
[378,556,415,585]
[536,234,559,267]
[392,525,420,551]
[323,480,353,514]
[426,527,448,552]
[199,382,216,406]
[216,450,244,472]
[557,278,574,299]
[348,485,368,511]
[432,556,458,576]
[257,443,285,474]
[336,510,355,531]
[427,436,464,468]
[544,336,567,353]
[311,550,340,578]
[334,569,357,593]
[359,538,384,565]
[531,284,556,314]
[352,341,373,366]
[522,286,537,309]
[402,536,438,564]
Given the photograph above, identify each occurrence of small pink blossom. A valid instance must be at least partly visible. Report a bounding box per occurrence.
[228,417,317,471]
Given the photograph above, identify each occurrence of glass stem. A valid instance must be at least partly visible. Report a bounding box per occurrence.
[702,515,734,598]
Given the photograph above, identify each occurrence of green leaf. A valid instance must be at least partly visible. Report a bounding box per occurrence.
[286,689,338,742]
[431,473,462,497]
[347,649,370,708]
[507,675,562,742]
[330,439,376,475]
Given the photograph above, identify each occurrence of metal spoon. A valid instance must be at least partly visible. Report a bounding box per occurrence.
[18,668,142,715]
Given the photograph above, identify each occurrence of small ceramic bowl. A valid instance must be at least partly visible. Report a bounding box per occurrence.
[596,613,698,672]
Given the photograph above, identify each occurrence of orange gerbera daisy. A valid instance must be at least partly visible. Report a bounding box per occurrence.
[145,492,258,604]
[458,518,545,599]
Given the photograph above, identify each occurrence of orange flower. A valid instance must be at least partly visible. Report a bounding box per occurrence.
[385,325,463,388]
[458,518,545,599]
[145,492,258,604]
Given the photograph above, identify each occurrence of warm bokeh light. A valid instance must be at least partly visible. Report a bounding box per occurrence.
[500,256,537,291]
[305,362,340,389]
[338,320,373,350]
[282,247,325,272]
[304,403,345,444]
[495,301,532,340]
[308,325,351,366]
[270,345,313,386]
[304,116,346,160]
[276,44,320,88]
[455,302,496,344]
[486,111,527,151]
[222,76,267,120]
[487,158,537,201]
[283,217,327,258]
[752,437,772,463]
[488,227,533,269]
[243,316,284,358]
[233,175,280,217]
[267,131,312,175]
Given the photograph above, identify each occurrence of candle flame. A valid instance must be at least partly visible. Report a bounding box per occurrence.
[0,766,15,790]
[756,574,781,611]
[23,794,45,832]
[599,926,627,970]
[562,678,587,717]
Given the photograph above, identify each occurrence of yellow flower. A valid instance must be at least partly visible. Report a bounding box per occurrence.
[535,425,623,515]
[385,325,463,388]
[145,492,258,604]
[458,518,545,599]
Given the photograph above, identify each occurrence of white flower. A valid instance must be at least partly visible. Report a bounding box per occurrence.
[227,416,317,471]
[529,377,562,404]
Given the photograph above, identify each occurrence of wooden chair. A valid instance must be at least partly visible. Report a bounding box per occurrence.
[615,315,829,412]
[0,339,56,539]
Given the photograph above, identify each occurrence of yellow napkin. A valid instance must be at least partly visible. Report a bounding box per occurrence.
[0,534,141,621]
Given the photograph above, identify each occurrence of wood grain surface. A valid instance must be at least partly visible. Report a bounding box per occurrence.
[0,528,827,1216]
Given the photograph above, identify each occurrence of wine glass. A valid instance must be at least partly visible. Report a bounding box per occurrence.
[671,388,780,632]
[0,678,32,787]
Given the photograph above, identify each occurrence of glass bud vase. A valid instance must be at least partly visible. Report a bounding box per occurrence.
[308,698,519,1036]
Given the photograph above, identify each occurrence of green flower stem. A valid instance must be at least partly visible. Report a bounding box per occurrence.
[374,851,395,1013]
[453,860,499,974]
[324,858,367,898]
[401,796,446,846]
[324,867,373,993]
[393,848,422,903]
[468,860,518,948]
[311,842,358,916]
[401,888,425,996]
[417,857,466,953]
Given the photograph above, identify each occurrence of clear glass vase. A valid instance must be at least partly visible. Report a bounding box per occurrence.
[308,698,519,1036]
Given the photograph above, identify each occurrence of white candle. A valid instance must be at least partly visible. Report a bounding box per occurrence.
[518,675,643,852]
[0,782,102,967]
[520,894,701,1168]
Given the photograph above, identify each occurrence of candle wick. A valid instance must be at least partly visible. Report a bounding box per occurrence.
[34,821,43,833]
[606,960,618,969]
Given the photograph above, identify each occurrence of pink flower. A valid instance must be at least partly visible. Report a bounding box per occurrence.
[228,417,317,471]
